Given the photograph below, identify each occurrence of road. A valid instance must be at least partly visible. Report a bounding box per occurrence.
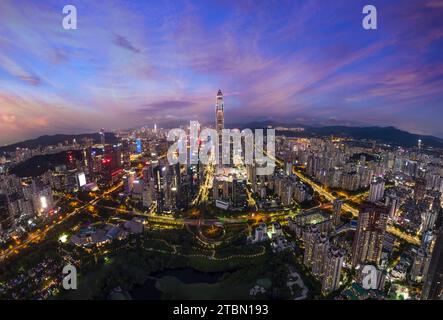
[267,150,420,245]
[0,181,123,262]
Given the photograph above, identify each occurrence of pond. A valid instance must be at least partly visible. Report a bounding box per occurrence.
[130,268,231,300]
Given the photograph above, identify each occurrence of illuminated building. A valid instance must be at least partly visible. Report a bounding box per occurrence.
[311,233,329,276]
[385,194,400,218]
[410,248,431,283]
[66,151,76,171]
[352,202,388,267]
[422,226,443,299]
[322,246,345,294]
[101,144,123,183]
[215,89,224,136]
[31,186,54,217]
[77,172,87,188]
[99,128,105,145]
[368,177,385,203]
[121,138,131,170]
[332,199,343,227]
[303,225,320,267]
[136,138,142,154]
[123,170,136,194]
[153,163,166,214]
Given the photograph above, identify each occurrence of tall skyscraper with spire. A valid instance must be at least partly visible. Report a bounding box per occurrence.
[215,89,224,134]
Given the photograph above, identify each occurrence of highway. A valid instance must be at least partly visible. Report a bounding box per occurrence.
[268,150,420,245]
[0,181,123,262]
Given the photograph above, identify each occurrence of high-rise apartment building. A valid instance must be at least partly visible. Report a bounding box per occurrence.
[422,226,443,299]
[352,202,388,267]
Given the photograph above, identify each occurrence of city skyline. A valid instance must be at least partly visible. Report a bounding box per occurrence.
[1,0,443,145]
[1,64,443,301]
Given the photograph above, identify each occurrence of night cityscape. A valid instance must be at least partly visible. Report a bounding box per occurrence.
[1,0,443,308]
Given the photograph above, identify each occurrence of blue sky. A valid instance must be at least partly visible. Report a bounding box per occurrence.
[1,0,443,144]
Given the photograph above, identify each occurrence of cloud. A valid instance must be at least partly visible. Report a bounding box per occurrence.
[138,100,196,113]
[113,34,140,53]
[0,54,41,85]
[1,114,16,124]
[1,0,443,143]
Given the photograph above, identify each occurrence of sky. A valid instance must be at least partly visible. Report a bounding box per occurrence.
[0,0,443,145]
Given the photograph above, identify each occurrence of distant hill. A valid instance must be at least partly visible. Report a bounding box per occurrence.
[0,133,117,153]
[2,124,442,153]
[10,150,83,177]
[307,126,443,148]
[304,126,443,148]
[230,121,443,148]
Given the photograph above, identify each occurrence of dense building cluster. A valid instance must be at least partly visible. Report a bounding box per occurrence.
[1,90,443,300]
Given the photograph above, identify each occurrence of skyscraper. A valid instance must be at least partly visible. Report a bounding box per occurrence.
[422,226,443,300]
[99,128,106,145]
[311,233,329,276]
[332,199,343,227]
[368,177,385,203]
[303,225,320,267]
[352,202,389,267]
[322,246,345,294]
[215,89,224,136]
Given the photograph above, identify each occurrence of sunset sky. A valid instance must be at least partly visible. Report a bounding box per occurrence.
[1,0,443,145]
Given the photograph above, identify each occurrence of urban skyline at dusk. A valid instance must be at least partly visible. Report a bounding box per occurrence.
[1,0,443,146]
[1,0,443,305]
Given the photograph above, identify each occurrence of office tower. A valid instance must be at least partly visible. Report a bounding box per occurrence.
[121,138,131,170]
[136,138,142,154]
[141,164,154,208]
[215,88,224,160]
[247,164,257,191]
[422,226,443,299]
[99,128,106,145]
[333,199,343,227]
[368,178,385,203]
[215,89,224,135]
[123,170,136,194]
[322,246,345,294]
[153,163,166,214]
[352,202,389,267]
[102,145,123,183]
[66,151,76,171]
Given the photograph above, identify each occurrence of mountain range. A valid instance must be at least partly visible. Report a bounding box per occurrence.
[0,133,117,154]
[1,124,442,154]
[228,122,443,149]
